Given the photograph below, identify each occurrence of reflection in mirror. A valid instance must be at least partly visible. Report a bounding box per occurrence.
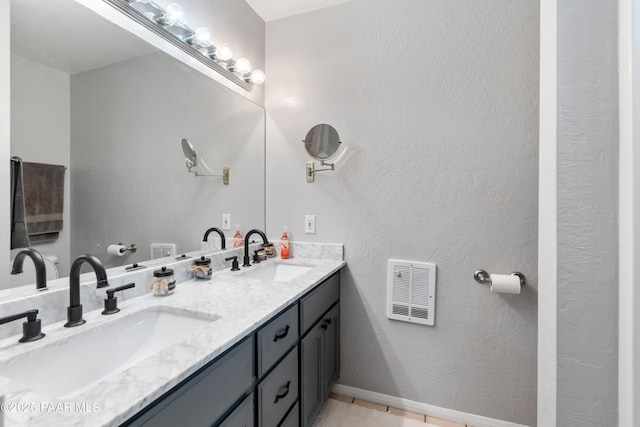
[182,139,199,170]
[182,138,229,180]
[304,124,342,161]
[7,0,265,292]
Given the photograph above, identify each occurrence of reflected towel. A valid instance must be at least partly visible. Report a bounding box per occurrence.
[11,157,65,247]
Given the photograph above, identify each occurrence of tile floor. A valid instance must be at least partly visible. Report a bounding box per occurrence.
[320,393,469,427]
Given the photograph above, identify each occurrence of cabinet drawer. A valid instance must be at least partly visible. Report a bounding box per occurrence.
[300,273,339,333]
[258,349,299,427]
[130,337,255,427]
[258,304,299,377]
[280,402,299,427]
[218,393,254,427]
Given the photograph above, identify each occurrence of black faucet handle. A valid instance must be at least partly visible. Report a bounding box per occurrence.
[103,283,135,315]
[106,282,135,299]
[253,248,265,264]
[225,256,240,271]
[0,309,45,343]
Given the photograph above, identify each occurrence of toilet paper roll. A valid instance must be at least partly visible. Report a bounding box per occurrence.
[489,273,521,294]
[107,244,127,256]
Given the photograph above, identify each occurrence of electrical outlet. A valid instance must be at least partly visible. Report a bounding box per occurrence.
[305,215,316,234]
[222,214,231,230]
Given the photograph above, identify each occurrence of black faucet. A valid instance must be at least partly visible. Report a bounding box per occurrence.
[243,229,270,267]
[202,227,226,249]
[0,309,45,343]
[65,255,109,328]
[11,248,47,291]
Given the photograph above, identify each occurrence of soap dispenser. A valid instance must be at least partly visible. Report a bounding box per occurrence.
[233,225,243,248]
[280,227,290,259]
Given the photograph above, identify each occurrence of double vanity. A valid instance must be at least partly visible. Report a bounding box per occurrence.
[0,242,345,426]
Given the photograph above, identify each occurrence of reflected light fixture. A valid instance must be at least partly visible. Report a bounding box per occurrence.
[231,57,251,75]
[208,44,233,62]
[190,27,212,48]
[106,0,265,90]
[248,69,266,85]
[161,3,187,26]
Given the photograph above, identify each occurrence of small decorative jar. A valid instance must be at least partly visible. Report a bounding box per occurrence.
[264,243,277,258]
[150,266,176,296]
[190,256,213,280]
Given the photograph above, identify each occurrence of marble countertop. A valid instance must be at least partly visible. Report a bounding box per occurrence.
[0,257,345,426]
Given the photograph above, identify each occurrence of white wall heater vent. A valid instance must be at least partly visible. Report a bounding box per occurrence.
[386,259,437,326]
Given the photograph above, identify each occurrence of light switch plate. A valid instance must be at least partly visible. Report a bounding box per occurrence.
[222,214,231,230]
[305,215,316,234]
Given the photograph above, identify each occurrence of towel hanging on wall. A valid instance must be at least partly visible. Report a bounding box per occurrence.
[11,157,66,248]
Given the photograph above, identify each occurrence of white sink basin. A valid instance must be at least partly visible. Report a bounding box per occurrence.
[240,262,313,282]
[0,307,218,397]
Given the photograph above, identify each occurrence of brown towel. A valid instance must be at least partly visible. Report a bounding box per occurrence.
[11,157,65,247]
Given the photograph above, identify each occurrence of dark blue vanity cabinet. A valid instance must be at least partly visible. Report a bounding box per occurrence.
[121,271,340,427]
[122,336,255,427]
[300,274,340,427]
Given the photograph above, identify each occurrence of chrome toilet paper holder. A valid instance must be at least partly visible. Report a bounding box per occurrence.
[115,243,137,255]
[473,269,526,287]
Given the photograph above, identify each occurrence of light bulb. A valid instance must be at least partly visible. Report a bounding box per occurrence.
[192,27,212,48]
[249,69,265,85]
[215,45,233,61]
[234,57,251,75]
[165,3,187,26]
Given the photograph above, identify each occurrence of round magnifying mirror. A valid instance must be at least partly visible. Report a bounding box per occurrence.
[181,138,198,168]
[304,124,341,161]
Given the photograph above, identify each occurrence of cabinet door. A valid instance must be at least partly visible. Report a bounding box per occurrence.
[300,324,324,427]
[322,303,340,398]
[300,274,339,334]
[279,402,299,427]
[217,393,254,427]
[125,337,254,427]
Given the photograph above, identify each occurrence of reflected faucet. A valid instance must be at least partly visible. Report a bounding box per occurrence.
[203,227,226,250]
[11,247,47,291]
[243,229,270,267]
[65,255,110,328]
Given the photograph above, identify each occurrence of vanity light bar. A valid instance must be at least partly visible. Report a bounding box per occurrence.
[103,0,265,91]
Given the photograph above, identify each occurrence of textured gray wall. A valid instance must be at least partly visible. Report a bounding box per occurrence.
[71,52,264,268]
[556,0,618,425]
[9,54,71,278]
[266,1,539,424]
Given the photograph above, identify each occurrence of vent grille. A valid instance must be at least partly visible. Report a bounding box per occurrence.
[386,259,436,326]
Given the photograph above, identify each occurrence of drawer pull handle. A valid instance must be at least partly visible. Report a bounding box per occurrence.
[321,318,331,330]
[273,325,290,342]
[274,380,291,403]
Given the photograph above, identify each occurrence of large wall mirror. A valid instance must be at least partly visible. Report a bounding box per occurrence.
[6,0,265,291]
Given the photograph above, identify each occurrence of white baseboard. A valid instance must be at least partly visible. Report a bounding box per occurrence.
[331,384,530,427]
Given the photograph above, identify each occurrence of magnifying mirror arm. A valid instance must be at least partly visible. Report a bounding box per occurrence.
[189,161,230,184]
[318,160,335,170]
[306,160,335,183]
[191,170,222,177]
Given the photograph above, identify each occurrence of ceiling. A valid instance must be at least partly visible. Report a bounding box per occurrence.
[244,0,352,22]
[11,0,157,75]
